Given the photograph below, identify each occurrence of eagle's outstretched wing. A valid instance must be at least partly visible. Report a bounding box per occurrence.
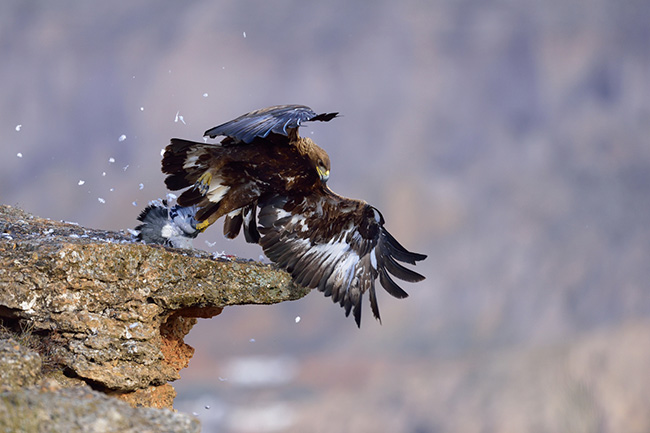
[257,191,426,327]
[203,104,338,143]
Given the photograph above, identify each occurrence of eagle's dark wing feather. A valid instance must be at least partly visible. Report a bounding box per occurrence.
[222,204,260,243]
[257,192,426,327]
[203,104,338,142]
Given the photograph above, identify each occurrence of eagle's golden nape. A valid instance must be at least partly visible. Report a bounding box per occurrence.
[155,104,426,326]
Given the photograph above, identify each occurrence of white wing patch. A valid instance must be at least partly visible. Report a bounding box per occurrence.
[311,237,352,268]
[288,214,310,232]
[369,247,378,269]
[183,155,199,170]
[207,175,230,203]
[183,154,201,169]
[371,207,382,222]
[274,208,292,220]
[327,250,360,291]
[299,227,361,294]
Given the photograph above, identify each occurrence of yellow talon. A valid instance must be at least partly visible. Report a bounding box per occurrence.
[196,220,211,231]
[196,172,212,195]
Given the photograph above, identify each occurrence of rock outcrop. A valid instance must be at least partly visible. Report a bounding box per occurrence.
[0,204,309,430]
[1,383,201,433]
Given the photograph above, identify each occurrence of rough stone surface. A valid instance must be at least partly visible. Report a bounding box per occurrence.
[0,385,200,433]
[0,204,310,427]
[0,338,42,392]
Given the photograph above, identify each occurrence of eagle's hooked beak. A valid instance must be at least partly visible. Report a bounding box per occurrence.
[317,166,330,183]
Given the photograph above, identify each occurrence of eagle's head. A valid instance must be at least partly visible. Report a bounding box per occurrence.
[308,141,331,184]
[294,136,331,184]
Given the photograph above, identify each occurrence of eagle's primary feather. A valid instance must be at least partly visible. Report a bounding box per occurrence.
[155,104,426,326]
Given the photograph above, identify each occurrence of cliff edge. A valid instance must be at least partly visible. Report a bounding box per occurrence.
[0,204,309,432]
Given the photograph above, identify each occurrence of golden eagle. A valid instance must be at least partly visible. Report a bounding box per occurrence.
[159,105,426,326]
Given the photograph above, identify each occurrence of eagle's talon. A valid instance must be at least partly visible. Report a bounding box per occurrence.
[195,219,210,231]
[195,172,212,195]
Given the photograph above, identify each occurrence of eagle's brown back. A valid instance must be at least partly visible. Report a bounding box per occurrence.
[161,136,327,229]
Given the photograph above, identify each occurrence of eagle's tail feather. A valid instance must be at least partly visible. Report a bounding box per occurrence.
[162,138,221,192]
[162,138,232,229]
[162,139,200,190]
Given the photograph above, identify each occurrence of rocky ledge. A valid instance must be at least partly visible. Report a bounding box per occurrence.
[0,204,309,432]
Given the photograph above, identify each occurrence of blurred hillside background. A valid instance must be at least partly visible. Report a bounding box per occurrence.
[1,1,650,431]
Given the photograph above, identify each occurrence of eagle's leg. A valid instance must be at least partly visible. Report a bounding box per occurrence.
[195,219,211,231]
[195,172,212,195]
